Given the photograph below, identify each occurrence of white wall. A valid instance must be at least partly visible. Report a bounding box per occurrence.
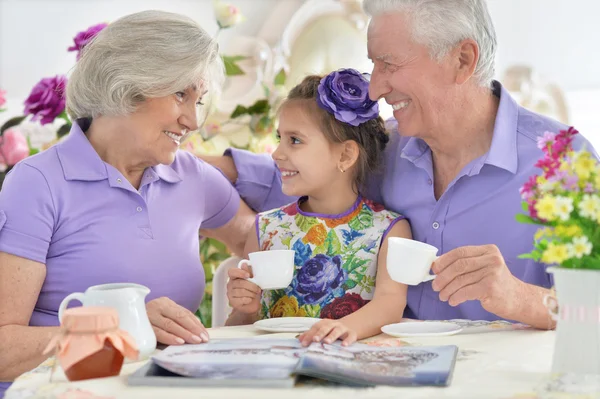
[1,0,599,139]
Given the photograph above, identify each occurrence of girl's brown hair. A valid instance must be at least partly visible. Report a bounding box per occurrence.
[282,75,389,193]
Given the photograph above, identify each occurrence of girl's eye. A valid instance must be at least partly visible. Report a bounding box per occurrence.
[275,133,281,142]
[290,137,301,145]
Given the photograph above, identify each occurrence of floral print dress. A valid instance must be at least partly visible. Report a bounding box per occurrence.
[256,196,405,320]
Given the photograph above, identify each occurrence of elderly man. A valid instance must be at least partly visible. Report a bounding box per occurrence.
[204,0,594,329]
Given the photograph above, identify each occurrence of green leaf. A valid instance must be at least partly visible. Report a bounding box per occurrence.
[247,99,270,115]
[57,123,71,138]
[274,69,287,86]
[515,213,543,225]
[230,105,249,119]
[348,206,374,231]
[345,256,369,273]
[222,55,247,76]
[0,115,26,135]
[315,229,341,256]
[521,201,529,213]
[343,279,358,290]
[295,214,319,232]
[302,304,321,318]
[29,148,40,156]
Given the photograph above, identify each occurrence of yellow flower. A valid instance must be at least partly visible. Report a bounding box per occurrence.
[270,296,307,318]
[541,243,570,264]
[594,172,600,190]
[554,196,573,221]
[534,227,551,241]
[554,225,581,238]
[567,236,593,259]
[573,152,596,180]
[535,195,558,221]
[578,194,600,219]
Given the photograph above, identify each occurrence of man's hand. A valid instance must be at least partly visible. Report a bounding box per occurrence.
[431,244,522,318]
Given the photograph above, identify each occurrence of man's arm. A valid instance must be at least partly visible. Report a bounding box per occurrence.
[198,148,297,212]
[431,245,555,330]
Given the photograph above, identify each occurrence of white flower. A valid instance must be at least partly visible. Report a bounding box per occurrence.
[213,1,244,29]
[578,194,600,219]
[568,236,593,258]
[554,196,574,221]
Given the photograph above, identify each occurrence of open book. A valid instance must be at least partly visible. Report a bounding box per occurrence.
[129,338,458,388]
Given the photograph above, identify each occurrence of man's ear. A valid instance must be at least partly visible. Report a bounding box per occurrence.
[338,140,360,172]
[454,38,479,85]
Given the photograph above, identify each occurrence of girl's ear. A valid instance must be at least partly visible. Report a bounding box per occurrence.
[338,140,360,172]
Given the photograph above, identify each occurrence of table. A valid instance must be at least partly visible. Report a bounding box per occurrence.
[5,320,598,399]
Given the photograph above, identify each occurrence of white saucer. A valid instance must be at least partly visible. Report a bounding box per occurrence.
[381,321,463,337]
[253,317,321,333]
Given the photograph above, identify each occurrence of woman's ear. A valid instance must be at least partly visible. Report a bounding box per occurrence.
[338,140,360,172]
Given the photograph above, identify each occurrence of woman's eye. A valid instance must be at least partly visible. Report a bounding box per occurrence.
[175,91,185,100]
[196,101,205,107]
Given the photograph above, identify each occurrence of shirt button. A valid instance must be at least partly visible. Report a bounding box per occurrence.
[136,206,143,212]
[427,179,433,185]
[432,221,440,229]
[116,178,122,183]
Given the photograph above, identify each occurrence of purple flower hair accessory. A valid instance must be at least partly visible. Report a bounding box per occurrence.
[68,23,108,60]
[316,68,379,126]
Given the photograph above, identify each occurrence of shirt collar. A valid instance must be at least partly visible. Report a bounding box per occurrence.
[57,121,182,183]
[399,80,519,175]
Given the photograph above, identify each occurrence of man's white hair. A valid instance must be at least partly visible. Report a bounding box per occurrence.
[363,0,497,87]
[67,10,224,119]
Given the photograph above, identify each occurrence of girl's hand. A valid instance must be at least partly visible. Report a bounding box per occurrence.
[227,264,262,314]
[298,319,358,347]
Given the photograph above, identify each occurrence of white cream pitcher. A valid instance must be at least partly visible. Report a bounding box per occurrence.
[58,283,157,360]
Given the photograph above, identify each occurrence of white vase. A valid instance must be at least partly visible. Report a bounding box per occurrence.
[545,267,600,375]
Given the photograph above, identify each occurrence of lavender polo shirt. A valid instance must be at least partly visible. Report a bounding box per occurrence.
[0,122,240,327]
[226,81,596,322]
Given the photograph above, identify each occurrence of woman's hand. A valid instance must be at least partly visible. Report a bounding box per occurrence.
[146,297,209,345]
[298,319,358,347]
[227,264,262,314]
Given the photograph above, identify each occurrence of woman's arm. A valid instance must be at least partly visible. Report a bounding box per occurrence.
[0,252,58,381]
[299,219,412,345]
[225,225,262,326]
[200,199,255,256]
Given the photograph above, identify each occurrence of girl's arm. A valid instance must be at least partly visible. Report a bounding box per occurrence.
[299,219,412,346]
[224,224,262,326]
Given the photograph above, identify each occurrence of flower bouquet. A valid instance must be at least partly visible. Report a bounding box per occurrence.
[517,126,600,376]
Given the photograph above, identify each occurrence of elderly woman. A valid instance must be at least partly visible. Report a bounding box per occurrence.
[0,10,253,387]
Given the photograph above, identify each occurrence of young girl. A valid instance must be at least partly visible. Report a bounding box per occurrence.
[226,69,412,346]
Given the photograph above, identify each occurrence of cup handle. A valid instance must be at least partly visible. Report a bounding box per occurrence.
[422,256,440,282]
[542,294,559,321]
[237,259,258,285]
[58,292,85,323]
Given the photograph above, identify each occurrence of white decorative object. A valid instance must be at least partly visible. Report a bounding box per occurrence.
[58,283,157,360]
[545,267,600,375]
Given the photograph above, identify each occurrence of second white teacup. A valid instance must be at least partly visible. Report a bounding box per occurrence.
[387,237,439,285]
[238,250,295,289]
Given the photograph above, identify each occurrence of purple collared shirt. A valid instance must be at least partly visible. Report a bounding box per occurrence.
[226,81,596,322]
[0,122,239,327]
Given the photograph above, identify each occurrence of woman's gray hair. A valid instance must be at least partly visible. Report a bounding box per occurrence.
[363,0,497,87]
[66,10,224,120]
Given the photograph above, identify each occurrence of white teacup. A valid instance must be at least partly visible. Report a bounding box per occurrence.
[238,250,295,289]
[387,237,439,285]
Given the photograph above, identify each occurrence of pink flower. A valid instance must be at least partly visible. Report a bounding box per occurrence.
[537,131,556,151]
[584,183,596,193]
[527,199,539,220]
[0,89,6,108]
[0,128,30,166]
[519,175,537,199]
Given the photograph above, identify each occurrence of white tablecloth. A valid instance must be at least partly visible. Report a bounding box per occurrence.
[5,320,599,399]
